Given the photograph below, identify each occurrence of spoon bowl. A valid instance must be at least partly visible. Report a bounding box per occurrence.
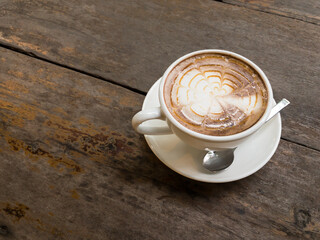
[203,148,236,171]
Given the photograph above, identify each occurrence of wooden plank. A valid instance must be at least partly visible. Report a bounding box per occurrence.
[0,48,320,239]
[0,0,319,150]
[222,0,320,25]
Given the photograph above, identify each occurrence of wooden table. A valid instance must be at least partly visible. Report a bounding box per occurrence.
[0,0,319,239]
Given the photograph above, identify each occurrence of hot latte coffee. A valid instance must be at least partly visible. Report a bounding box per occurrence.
[164,53,268,136]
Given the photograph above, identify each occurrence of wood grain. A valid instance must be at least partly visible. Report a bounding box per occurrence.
[0,0,319,150]
[0,47,320,239]
[222,0,320,25]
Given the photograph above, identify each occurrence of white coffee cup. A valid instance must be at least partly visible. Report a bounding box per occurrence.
[132,50,273,150]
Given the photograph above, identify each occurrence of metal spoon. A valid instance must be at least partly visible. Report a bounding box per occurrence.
[203,98,290,172]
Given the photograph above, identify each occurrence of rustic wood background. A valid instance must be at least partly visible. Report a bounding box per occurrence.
[0,0,319,239]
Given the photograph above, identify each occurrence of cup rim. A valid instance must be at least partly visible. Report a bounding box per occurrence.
[159,49,273,142]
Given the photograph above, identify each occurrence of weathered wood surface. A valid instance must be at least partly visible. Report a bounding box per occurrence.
[223,0,320,25]
[1,46,320,239]
[0,0,319,150]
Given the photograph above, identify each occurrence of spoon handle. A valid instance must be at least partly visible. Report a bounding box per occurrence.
[266,98,290,122]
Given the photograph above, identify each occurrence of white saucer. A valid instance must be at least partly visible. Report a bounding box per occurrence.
[142,79,281,183]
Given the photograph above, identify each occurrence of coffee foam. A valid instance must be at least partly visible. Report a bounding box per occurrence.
[164,53,268,136]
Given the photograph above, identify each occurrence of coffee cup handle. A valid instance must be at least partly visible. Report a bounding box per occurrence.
[132,107,172,135]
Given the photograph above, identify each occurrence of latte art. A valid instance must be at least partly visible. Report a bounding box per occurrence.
[164,53,268,136]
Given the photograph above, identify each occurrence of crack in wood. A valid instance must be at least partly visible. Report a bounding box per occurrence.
[212,0,320,26]
[281,137,320,153]
[0,42,147,96]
